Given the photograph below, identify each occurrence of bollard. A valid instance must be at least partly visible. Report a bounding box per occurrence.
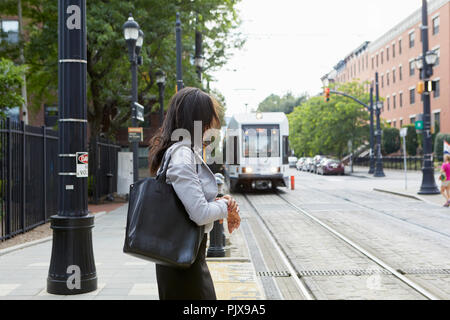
[208,191,226,258]
[291,176,295,190]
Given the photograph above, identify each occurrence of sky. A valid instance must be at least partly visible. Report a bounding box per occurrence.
[210,0,423,116]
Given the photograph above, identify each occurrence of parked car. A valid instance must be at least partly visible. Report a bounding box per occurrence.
[288,156,298,168]
[311,155,327,174]
[296,158,306,171]
[303,157,315,172]
[316,159,345,175]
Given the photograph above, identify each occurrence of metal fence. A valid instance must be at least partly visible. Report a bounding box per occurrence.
[354,156,424,171]
[89,137,120,204]
[0,119,58,241]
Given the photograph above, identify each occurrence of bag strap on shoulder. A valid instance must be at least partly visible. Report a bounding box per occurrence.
[157,147,199,182]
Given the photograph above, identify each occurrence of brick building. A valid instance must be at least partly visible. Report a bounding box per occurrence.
[322,0,449,134]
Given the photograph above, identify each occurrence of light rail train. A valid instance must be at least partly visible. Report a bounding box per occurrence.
[223,112,291,192]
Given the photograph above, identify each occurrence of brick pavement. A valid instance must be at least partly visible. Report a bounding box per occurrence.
[0,204,264,300]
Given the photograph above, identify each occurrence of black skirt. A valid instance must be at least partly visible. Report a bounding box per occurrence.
[156,234,217,300]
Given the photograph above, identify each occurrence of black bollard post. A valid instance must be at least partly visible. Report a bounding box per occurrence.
[207,192,226,258]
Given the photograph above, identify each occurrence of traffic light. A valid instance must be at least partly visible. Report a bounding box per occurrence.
[324,88,330,102]
[417,80,436,94]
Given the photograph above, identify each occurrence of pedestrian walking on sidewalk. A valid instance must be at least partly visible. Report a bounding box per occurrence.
[440,154,450,207]
[148,87,241,300]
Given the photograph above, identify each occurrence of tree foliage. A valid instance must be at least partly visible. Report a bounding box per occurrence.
[288,81,370,159]
[0,0,244,138]
[257,92,308,114]
[382,127,400,155]
[402,124,418,156]
[0,58,25,112]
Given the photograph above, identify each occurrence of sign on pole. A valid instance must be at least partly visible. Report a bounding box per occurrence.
[134,102,144,122]
[128,127,143,143]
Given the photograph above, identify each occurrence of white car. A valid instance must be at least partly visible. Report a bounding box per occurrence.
[288,156,298,168]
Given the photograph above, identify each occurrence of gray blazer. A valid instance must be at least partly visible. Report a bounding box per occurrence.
[157,141,228,234]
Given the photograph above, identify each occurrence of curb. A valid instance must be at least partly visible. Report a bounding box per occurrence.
[0,211,109,257]
[373,188,441,207]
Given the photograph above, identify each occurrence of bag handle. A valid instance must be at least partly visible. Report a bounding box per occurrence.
[157,148,199,182]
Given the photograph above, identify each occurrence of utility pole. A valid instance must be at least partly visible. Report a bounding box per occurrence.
[176,13,184,91]
[374,72,385,177]
[47,0,97,295]
[418,0,439,195]
[369,86,375,174]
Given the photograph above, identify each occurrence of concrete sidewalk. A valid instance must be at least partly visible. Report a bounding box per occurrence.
[0,204,264,300]
[347,167,447,207]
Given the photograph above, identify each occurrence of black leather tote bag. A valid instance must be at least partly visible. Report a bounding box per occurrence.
[123,153,205,269]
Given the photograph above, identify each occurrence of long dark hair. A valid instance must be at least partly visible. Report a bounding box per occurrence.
[148,87,221,175]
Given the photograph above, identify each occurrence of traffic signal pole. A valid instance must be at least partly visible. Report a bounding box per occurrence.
[47,0,97,295]
[418,0,439,195]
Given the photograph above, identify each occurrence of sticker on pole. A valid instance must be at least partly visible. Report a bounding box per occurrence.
[76,152,89,178]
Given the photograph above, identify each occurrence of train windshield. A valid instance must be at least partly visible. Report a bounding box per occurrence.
[242,125,280,158]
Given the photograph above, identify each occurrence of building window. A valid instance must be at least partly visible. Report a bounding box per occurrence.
[387,97,390,111]
[432,16,440,35]
[381,75,384,88]
[399,93,403,107]
[386,72,390,86]
[386,48,390,61]
[434,112,440,131]
[0,19,19,44]
[381,51,384,64]
[393,121,397,128]
[400,119,403,127]
[393,43,396,58]
[392,69,396,83]
[399,39,402,54]
[410,117,415,124]
[409,61,415,76]
[372,57,374,69]
[393,95,396,109]
[399,66,403,80]
[434,80,440,98]
[376,54,379,67]
[409,32,415,48]
[410,89,415,104]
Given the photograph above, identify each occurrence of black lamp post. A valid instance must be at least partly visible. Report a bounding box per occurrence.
[47,0,97,295]
[415,0,440,195]
[156,70,166,127]
[374,72,385,178]
[369,85,375,174]
[123,15,143,183]
[195,30,205,82]
[176,13,184,91]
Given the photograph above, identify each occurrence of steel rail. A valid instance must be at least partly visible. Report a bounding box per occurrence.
[243,194,315,300]
[275,191,440,300]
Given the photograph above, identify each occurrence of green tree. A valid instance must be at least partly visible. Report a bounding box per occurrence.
[288,81,369,159]
[403,124,418,156]
[258,92,308,114]
[382,127,400,155]
[0,58,25,113]
[0,0,244,138]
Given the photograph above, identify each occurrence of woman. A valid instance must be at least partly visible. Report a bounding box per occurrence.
[148,87,241,300]
[440,154,450,207]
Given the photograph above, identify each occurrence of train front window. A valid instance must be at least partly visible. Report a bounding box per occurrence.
[242,125,280,158]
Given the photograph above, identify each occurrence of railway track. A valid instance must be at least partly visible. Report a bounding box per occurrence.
[240,192,443,300]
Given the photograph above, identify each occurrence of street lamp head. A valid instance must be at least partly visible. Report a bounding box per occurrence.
[123,16,140,41]
[156,70,166,86]
[194,56,205,69]
[425,50,438,66]
[135,29,144,56]
[415,56,424,71]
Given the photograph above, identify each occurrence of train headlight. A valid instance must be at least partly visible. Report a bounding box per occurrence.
[243,167,253,174]
[271,167,281,174]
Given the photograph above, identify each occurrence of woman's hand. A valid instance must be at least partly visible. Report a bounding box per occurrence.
[216,195,241,233]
